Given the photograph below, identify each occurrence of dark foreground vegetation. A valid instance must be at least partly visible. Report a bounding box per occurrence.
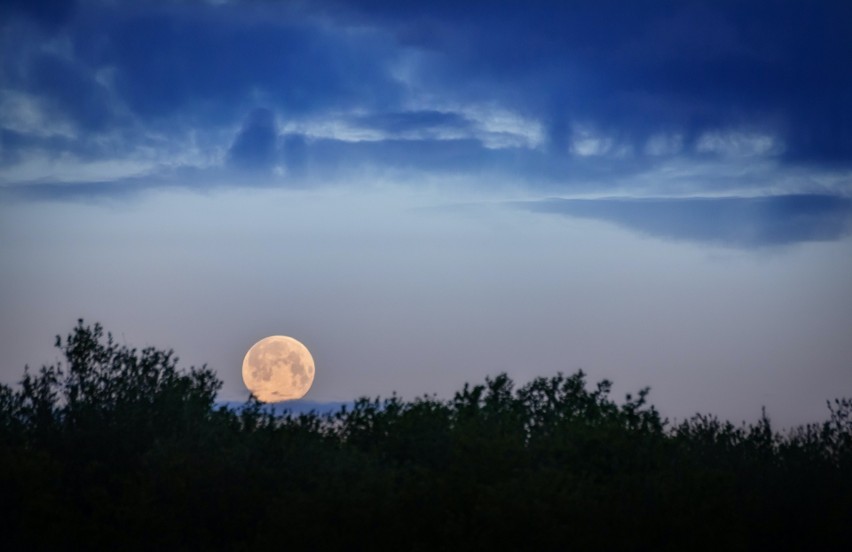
[1,321,851,550]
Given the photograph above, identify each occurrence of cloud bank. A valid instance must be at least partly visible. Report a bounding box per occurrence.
[1,0,850,241]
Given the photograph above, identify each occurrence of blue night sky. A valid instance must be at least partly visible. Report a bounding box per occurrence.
[1,0,851,427]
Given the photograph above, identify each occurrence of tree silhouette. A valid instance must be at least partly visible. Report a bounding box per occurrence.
[1,320,850,549]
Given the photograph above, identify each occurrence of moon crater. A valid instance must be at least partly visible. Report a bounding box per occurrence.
[242,336,315,402]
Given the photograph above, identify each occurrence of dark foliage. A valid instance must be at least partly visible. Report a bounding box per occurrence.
[1,321,850,549]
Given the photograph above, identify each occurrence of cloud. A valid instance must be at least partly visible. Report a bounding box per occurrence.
[228,108,278,171]
[28,53,114,131]
[524,194,852,248]
[75,6,401,122]
[330,0,852,164]
[1,0,850,201]
[352,110,471,135]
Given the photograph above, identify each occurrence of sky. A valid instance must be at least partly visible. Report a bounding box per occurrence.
[1,0,851,428]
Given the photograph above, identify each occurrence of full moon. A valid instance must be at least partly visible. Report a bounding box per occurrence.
[242,336,315,402]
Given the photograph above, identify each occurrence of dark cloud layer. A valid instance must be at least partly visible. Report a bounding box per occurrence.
[1,0,850,204]
[86,11,399,121]
[331,0,852,163]
[1,0,77,31]
[526,194,852,248]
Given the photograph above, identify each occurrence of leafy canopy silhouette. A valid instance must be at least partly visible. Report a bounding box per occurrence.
[1,320,850,549]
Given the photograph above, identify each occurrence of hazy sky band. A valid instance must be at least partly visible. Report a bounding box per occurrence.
[525,194,852,247]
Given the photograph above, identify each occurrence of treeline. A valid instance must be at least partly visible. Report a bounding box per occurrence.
[1,321,850,550]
